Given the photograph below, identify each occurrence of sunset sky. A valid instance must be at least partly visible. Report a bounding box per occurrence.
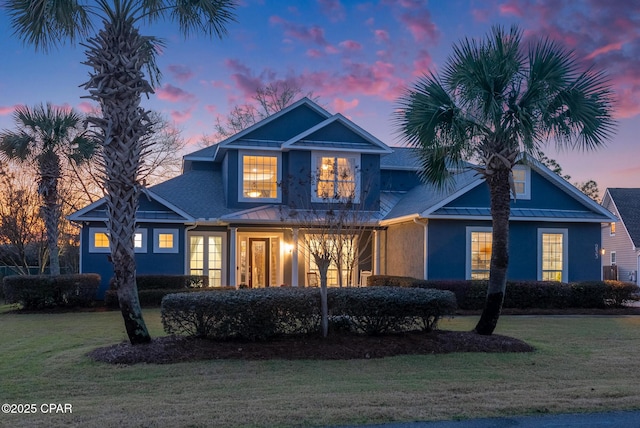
[1,0,639,193]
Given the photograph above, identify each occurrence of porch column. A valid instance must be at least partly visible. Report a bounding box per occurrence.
[373,229,380,275]
[229,227,237,287]
[292,228,299,287]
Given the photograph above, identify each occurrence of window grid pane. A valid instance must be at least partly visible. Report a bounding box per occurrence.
[95,232,109,248]
[317,157,356,199]
[471,232,492,279]
[542,233,563,281]
[243,155,278,198]
[158,233,174,249]
[134,233,143,249]
[208,236,222,287]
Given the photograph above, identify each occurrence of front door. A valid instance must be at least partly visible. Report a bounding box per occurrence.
[249,238,270,287]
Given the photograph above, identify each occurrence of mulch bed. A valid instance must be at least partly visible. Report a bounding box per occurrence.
[87,330,535,365]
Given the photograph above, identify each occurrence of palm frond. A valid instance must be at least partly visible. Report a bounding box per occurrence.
[6,0,91,52]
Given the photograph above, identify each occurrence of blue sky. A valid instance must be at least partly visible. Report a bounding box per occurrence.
[1,0,639,193]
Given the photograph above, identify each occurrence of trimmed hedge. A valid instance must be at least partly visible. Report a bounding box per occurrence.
[104,274,230,308]
[369,275,639,310]
[2,274,100,310]
[161,286,457,340]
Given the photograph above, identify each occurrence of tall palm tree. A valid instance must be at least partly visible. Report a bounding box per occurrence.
[0,103,95,276]
[6,0,236,344]
[396,25,615,335]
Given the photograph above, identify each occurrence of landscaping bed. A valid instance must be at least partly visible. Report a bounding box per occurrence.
[87,330,534,364]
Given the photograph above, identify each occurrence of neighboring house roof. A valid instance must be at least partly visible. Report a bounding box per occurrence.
[604,188,640,248]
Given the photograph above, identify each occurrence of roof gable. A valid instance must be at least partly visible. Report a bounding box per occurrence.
[67,189,193,224]
[604,188,640,247]
[283,114,392,154]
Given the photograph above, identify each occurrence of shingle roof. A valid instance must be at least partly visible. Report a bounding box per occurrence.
[380,147,421,170]
[607,188,640,247]
[149,169,234,220]
[383,169,481,220]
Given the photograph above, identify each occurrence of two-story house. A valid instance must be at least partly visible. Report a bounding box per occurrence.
[70,98,616,298]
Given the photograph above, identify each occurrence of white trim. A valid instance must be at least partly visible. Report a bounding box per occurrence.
[134,229,148,253]
[238,150,282,203]
[154,228,179,253]
[537,228,568,281]
[88,227,111,253]
[311,151,361,203]
[282,114,392,154]
[512,165,531,200]
[466,226,493,280]
[187,231,228,287]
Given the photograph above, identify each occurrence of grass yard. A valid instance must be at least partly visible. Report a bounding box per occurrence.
[1,306,640,427]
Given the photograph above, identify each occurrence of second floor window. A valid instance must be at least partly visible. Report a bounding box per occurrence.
[314,153,359,201]
[241,153,280,201]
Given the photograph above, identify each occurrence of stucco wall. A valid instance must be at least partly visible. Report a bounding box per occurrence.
[384,221,425,279]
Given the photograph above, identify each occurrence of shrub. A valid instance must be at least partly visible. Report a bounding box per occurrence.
[2,274,100,310]
[328,286,457,334]
[369,275,637,310]
[162,287,321,340]
[161,286,457,340]
[104,274,216,308]
[604,280,639,307]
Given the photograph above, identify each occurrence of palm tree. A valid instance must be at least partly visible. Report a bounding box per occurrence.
[396,25,615,335]
[6,0,236,344]
[0,103,95,276]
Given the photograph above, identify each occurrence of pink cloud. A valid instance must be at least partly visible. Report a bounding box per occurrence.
[400,9,439,42]
[0,106,15,115]
[412,50,434,76]
[339,40,362,51]
[307,48,324,58]
[584,42,624,60]
[269,15,329,46]
[167,64,195,83]
[471,8,490,22]
[156,84,196,103]
[332,98,359,113]
[374,29,390,43]
[170,107,194,124]
[77,102,95,113]
[318,0,346,22]
[499,1,525,17]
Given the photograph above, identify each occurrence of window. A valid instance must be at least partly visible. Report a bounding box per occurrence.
[89,227,146,253]
[538,229,568,282]
[312,153,360,202]
[466,227,492,279]
[189,233,225,287]
[154,229,179,253]
[240,152,280,201]
[90,228,110,253]
[511,166,531,200]
[306,234,357,286]
[134,229,147,253]
[611,251,617,265]
[610,222,616,236]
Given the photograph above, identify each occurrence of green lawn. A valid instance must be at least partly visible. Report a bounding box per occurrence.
[1,306,640,427]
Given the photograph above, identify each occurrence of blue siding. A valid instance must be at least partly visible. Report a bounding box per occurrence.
[381,170,421,192]
[306,120,368,143]
[446,170,588,211]
[82,222,186,299]
[243,104,326,141]
[361,154,381,211]
[427,220,602,282]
